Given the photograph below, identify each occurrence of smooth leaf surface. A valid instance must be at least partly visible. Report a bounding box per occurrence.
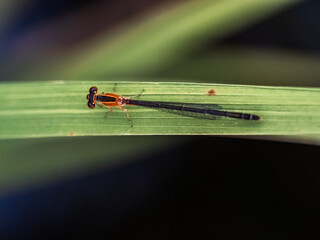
[0,81,319,139]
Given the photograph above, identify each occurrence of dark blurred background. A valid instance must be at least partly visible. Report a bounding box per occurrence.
[0,0,320,239]
[1,137,320,239]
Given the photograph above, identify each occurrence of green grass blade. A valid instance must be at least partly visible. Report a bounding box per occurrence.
[0,81,319,139]
[25,0,302,80]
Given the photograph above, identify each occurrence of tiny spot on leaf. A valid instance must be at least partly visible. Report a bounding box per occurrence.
[207,89,216,96]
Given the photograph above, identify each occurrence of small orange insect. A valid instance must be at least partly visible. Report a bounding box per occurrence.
[86,86,133,125]
[87,86,128,112]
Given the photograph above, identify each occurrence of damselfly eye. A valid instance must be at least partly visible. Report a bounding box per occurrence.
[88,102,95,109]
[89,86,98,94]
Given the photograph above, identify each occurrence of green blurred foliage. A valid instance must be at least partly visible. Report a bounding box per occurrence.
[20,0,302,81]
[162,47,320,87]
[0,136,185,196]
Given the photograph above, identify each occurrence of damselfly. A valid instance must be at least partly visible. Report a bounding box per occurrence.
[86,86,260,127]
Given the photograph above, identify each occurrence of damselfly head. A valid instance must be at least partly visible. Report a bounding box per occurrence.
[87,86,98,109]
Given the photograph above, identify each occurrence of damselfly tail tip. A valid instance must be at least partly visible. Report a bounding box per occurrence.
[249,114,261,120]
[254,115,261,121]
